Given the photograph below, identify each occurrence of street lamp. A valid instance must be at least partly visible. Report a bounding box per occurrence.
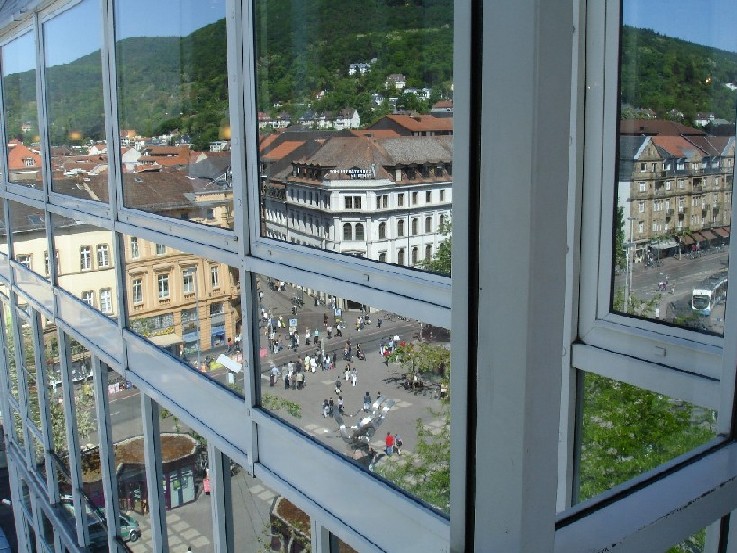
[625,216,636,311]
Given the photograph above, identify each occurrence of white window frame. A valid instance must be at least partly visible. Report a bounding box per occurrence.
[157,273,170,299]
[132,278,142,304]
[79,246,91,271]
[572,2,737,550]
[81,290,94,307]
[99,288,112,314]
[96,244,109,268]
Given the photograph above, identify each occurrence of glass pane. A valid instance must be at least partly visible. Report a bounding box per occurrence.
[123,233,243,396]
[108,383,146,547]
[227,454,311,552]
[577,372,717,503]
[330,533,359,553]
[612,1,736,335]
[2,303,20,401]
[159,412,211,552]
[29,431,46,483]
[9,200,48,280]
[255,2,454,275]
[52,215,116,317]
[41,325,68,466]
[18,314,41,431]
[115,0,233,229]
[256,273,451,516]
[11,407,24,450]
[43,0,107,203]
[1,30,43,187]
[668,528,706,553]
[0,198,8,256]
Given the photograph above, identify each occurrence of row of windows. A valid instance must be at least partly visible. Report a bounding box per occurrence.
[342,214,447,240]
[133,265,221,303]
[15,243,111,274]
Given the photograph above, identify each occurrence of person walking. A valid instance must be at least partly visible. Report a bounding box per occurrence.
[351,367,357,386]
[328,397,334,417]
[322,399,330,418]
[394,433,403,455]
[345,365,351,381]
[385,432,394,456]
[363,391,371,412]
[338,395,345,414]
[283,372,290,390]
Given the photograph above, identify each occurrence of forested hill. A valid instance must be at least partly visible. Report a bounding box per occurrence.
[620,25,737,122]
[8,13,737,150]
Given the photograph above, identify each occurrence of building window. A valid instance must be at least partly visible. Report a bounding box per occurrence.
[343,223,353,240]
[344,196,361,209]
[132,278,142,304]
[397,220,405,237]
[378,222,386,239]
[411,218,418,235]
[426,191,432,203]
[378,251,387,263]
[397,193,405,207]
[16,254,31,270]
[638,201,645,213]
[80,246,91,270]
[96,244,110,268]
[412,191,419,205]
[440,190,445,202]
[157,274,170,299]
[425,244,432,259]
[183,269,195,294]
[397,248,405,265]
[99,289,113,314]
[81,291,94,306]
[665,181,672,190]
[211,266,220,288]
[425,216,432,233]
[638,181,646,192]
[155,243,166,255]
[355,223,365,241]
[439,214,446,227]
[411,246,419,265]
[130,236,139,258]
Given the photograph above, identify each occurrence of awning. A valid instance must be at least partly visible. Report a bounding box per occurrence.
[150,333,183,347]
[715,227,730,238]
[700,229,717,240]
[680,235,695,246]
[691,232,706,242]
[216,354,243,373]
[650,239,678,250]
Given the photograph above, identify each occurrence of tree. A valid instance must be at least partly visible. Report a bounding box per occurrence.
[614,205,626,271]
[418,220,452,276]
[378,340,451,514]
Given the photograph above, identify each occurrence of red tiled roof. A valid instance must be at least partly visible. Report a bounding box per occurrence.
[652,136,703,159]
[263,140,304,161]
[620,119,704,136]
[383,114,453,132]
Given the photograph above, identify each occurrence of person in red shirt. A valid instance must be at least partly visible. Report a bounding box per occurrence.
[385,432,395,456]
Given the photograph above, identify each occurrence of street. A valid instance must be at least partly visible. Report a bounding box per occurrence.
[614,249,729,333]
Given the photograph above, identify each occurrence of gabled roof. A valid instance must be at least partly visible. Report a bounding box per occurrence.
[683,135,734,157]
[370,114,453,134]
[620,119,704,136]
[652,135,703,159]
[263,140,305,161]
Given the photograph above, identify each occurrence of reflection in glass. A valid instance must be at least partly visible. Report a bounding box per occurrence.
[669,528,706,553]
[330,533,359,553]
[43,0,107,203]
[612,1,735,334]
[227,454,311,552]
[123,233,242,395]
[115,0,233,228]
[9,200,48,280]
[1,303,19,401]
[1,30,43,186]
[255,1,454,275]
[577,372,717,503]
[256,273,451,515]
[0,198,7,256]
[52,215,116,316]
[42,325,69,470]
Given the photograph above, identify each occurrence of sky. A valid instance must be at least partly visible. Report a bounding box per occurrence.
[623,0,737,53]
[3,0,225,74]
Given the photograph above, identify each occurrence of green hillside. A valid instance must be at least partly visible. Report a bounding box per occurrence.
[620,25,737,123]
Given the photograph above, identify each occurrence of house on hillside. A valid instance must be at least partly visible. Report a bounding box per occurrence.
[385,73,407,90]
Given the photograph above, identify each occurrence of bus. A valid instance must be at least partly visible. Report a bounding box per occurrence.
[692,272,728,316]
